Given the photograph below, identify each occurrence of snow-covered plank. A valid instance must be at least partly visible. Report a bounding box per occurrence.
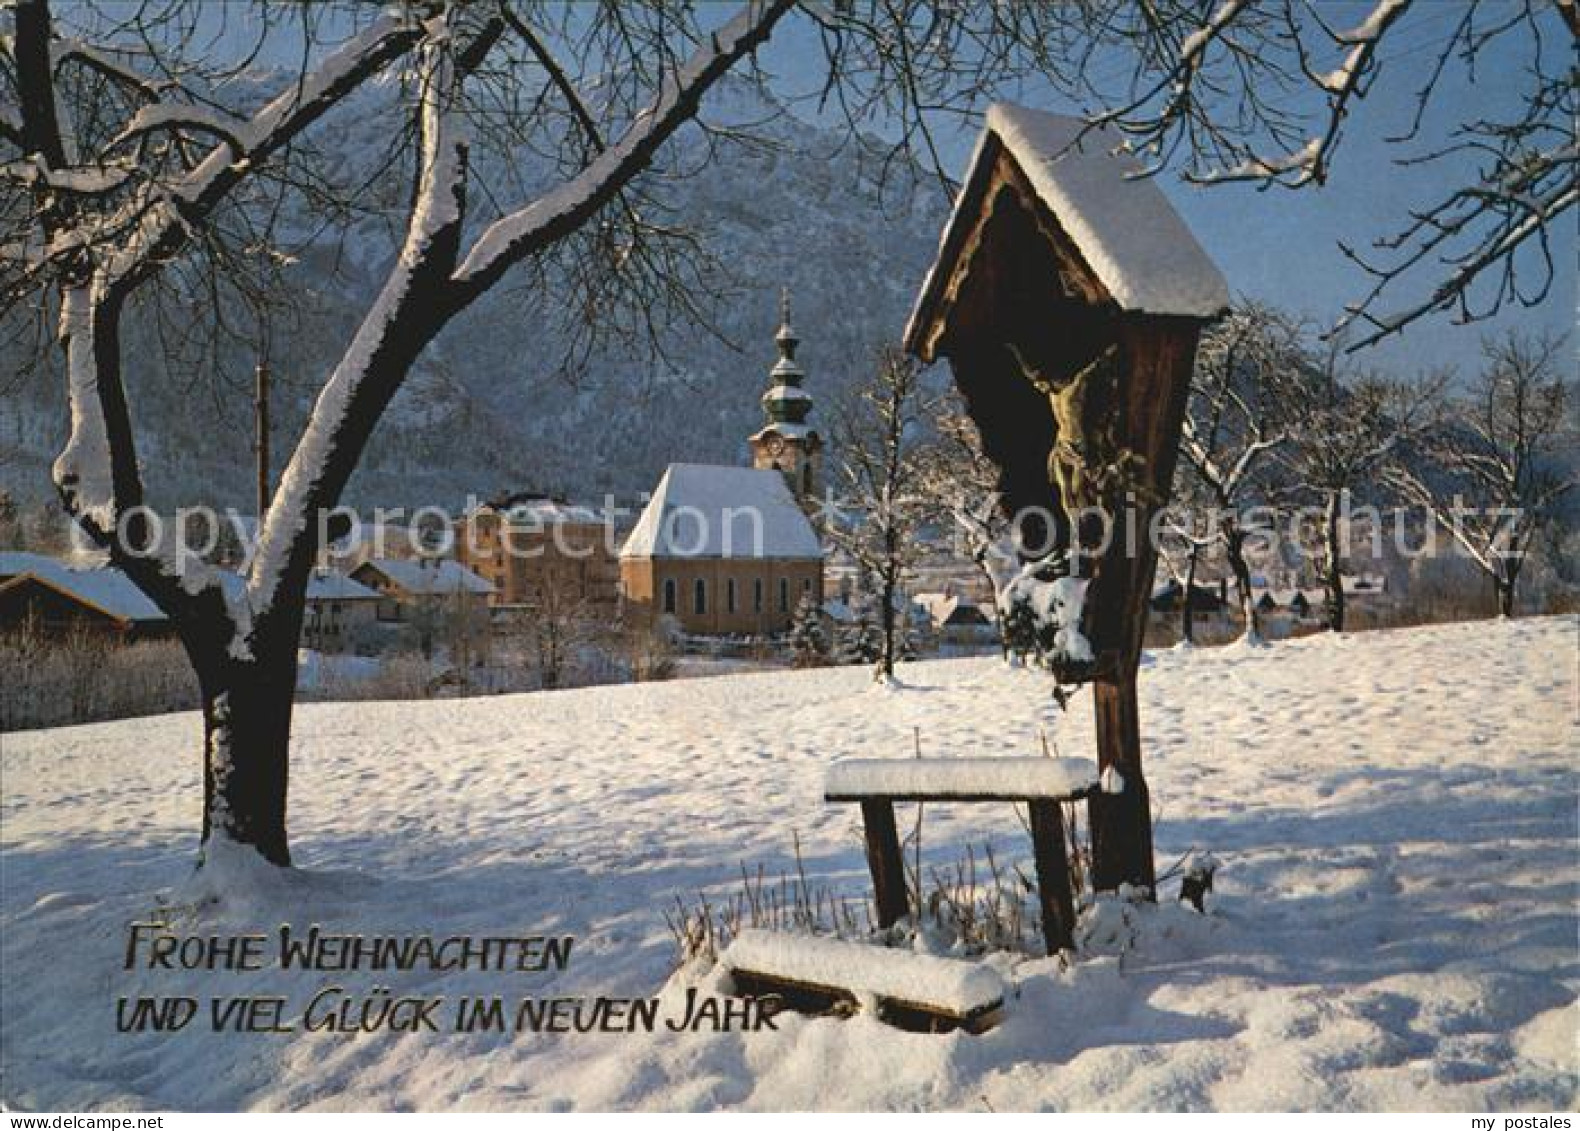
[722,929,1005,1020]
[825,756,1098,801]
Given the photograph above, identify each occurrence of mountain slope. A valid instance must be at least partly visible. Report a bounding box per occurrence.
[2,80,948,510]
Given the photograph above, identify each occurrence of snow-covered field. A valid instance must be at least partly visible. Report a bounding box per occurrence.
[2,617,1576,1111]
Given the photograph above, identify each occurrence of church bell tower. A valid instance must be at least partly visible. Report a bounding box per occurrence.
[748,287,822,507]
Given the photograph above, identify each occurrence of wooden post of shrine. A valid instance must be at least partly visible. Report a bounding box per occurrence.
[903,103,1228,894]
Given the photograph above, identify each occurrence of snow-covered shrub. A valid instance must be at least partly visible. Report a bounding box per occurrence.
[788,593,830,667]
[998,555,1094,673]
[833,595,885,666]
[0,625,197,731]
[665,838,867,969]
[621,616,678,682]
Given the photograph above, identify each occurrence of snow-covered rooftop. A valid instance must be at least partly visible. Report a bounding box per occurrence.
[355,558,493,595]
[913,591,990,627]
[305,569,380,601]
[0,554,166,623]
[907,103,1229,336]
[500,500,604,526]
[620,463,822,560]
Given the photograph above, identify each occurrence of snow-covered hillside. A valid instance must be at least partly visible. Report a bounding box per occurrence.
[2,617,1576,1111]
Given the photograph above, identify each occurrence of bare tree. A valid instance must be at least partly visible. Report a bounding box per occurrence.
[1178,303,1303,643]
[828,347,931,682]
[1387,331,1575,616]
[916,390,1016,653]
[1025,0,1577,348]
[523,574,597,690]
[1155,460,1221,646]
[1280,349,1439,632]
[9,0,1127,870]
[2,0,800,867]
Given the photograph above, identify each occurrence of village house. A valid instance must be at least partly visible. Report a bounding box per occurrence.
[1254,587,1324,622]
[0,552,381,650]
[453,494,619,613]
[913,590,997,646]
[349,557,493,624]
[0,552,172,641]
[1149,578,1230,616]
[300,568,382,652]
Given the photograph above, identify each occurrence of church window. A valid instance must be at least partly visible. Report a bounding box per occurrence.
[662,578,676,614]
[727,578,738,613]
[694,578,707,615]
[778,577,789,613]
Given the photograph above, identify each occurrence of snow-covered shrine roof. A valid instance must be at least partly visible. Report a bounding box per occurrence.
[620,463,822,561]
[905,103,1229,352]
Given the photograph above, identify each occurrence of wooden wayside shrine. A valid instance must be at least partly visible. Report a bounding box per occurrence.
[903,104,1230,893]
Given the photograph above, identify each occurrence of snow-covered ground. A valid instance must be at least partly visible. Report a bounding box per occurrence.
[2,617,1575,1111]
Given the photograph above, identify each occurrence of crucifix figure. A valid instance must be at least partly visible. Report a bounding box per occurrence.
[1006,341,1125,562]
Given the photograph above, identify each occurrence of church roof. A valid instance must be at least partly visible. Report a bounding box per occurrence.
[906,103,1229,348]
[620,464,823,561]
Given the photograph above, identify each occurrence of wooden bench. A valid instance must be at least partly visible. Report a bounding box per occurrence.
[722,928,1006,1034]
[825,757,1098,954]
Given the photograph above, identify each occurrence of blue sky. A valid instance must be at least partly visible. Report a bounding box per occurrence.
[754,2,1575,380]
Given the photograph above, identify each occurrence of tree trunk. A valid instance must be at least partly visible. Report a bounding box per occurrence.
[1323,490,1346,633]
[197,649,300,867]
[1181,547,1198,644]
[879,573,897,678]
[1225,527,1258,643]
[1495,570,1516,618]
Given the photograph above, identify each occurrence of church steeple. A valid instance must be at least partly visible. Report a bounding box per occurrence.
[763,287,811,426]
[749,286,822,506]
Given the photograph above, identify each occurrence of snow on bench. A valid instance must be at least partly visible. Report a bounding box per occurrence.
[824,756,1098,802]
[722,929,1006,1032]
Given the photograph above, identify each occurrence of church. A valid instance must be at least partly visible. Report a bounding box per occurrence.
[619,292,825,636]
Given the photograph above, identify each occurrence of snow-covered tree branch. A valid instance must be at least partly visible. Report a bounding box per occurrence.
[1278,345,1443,632]
[1178,303,1304,642]
[1022,0,1575,348]
[1385,331,1574,616]
[828,347,934,682]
